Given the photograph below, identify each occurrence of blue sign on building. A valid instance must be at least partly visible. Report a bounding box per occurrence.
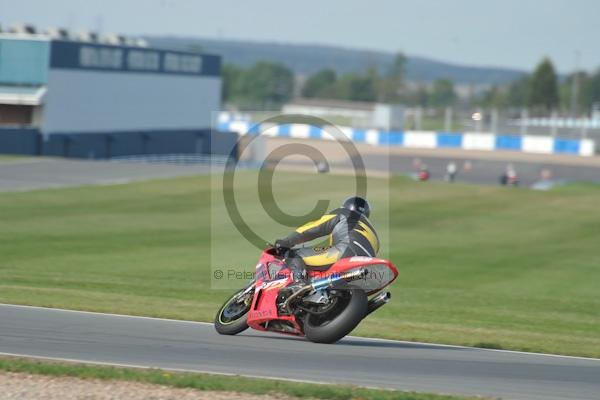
[0,38,50,85]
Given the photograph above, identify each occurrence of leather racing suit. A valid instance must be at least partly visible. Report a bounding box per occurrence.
[276,207,380,279]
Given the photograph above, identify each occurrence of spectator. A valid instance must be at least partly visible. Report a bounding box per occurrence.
[500,164,519,186]
[445,161,457,182]
[418,164,430,181]
[463,160,472,172]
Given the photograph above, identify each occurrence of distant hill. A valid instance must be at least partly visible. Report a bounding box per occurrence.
[146,36,526,86]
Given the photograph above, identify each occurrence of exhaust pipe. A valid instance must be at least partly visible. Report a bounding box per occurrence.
[367,291,391,315]
[311,268,367,291]
[283,268,367,312]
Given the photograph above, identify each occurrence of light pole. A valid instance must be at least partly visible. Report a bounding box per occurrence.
[570,51,581,117]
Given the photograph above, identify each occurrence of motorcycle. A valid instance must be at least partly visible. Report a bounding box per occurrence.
[214,246,398,343]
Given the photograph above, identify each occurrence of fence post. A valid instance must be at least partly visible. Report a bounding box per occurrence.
[491,108,499,134]
[475,108,483,132]
[444,107,453,132]
[520,108,528,135]
[415,107,423,130]
[581,120,588,139]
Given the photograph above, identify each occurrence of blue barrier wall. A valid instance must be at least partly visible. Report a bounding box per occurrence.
[553,138,580,155]
[495,135,522,150]
[0,128,40,155]
[437,132,462,148]
[0,128,239,159]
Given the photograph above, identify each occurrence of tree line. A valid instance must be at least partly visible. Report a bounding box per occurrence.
[221,53,457,109]
[479,58,600,114]
[221,52,600,115]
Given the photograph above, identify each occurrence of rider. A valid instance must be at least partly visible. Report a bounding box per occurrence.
[274,196,379,287]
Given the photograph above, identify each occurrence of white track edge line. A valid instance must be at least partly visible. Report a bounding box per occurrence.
[0,303,213,326]
[1,303,598,362]
[0,351,392,391]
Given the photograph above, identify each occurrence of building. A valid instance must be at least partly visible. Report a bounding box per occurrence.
[0,32,234,158]
[282,98,404,131]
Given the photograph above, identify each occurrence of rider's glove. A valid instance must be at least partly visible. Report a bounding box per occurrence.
[275,239,292,256]
[274,239,291,254]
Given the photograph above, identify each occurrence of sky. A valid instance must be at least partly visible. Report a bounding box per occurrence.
[1,0,599,73]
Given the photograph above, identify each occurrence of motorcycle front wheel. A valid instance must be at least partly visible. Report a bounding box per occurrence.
[214,284,254,335]
[303,288,367,344]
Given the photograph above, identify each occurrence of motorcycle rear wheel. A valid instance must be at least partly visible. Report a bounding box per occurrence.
[303,288,367,344]
[214,285,253,335]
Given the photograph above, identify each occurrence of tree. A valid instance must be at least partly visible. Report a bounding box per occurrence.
[379,52,406,103]
[506,75,529,108]
[221,64,242,103]
[335,72,379,102]
[428,79,456,107]
[479,85,507,108]
[301,69,337,98]
[581,69,600,111]
[528,58,558,112]
[413,85,429,107]
[234,62,294,108]
[386,52,407,81]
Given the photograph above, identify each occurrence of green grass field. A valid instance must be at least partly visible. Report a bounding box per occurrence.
[0,357,476,400]
[0,155,25,161]
[0,172,599,357]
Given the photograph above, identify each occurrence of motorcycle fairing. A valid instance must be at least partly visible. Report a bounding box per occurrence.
[247,250,398,335]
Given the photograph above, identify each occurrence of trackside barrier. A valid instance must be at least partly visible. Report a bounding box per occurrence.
[217,115,596,157]
[109,154,228,166]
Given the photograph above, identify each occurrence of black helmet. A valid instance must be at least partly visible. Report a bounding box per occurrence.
[342,196,370,218]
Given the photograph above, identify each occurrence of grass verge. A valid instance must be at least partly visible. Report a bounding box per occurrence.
[0,154,25,161]
[0,357,477,400]
[0,172,599,357]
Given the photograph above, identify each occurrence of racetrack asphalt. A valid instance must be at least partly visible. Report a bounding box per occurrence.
[0,158,212,192]
[1,304,599,400]
[264,137,600,186]
[2,151,599,193]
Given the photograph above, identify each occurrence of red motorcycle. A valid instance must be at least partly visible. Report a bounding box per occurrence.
[215,246,398,343]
